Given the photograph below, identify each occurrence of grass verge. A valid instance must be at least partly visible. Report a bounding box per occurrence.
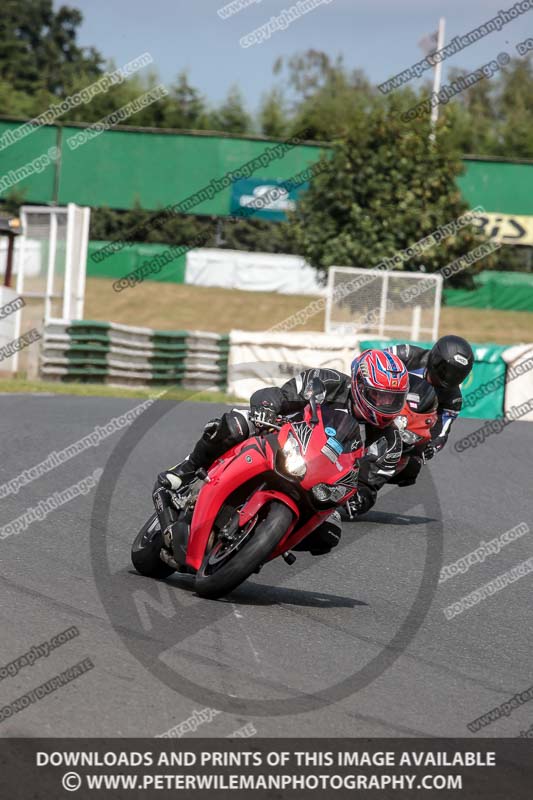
[0,378,236,403]
[84,278,533,345]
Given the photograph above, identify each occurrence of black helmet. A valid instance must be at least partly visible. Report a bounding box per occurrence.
[427,335,474,388]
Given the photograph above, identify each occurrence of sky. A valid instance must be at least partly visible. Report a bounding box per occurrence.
[56,0,531,112]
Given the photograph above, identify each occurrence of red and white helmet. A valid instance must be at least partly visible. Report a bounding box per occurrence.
[351,349,409,427]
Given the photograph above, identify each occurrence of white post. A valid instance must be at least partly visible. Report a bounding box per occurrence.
[410,305,422,341]
[378,272,389,338]
[432,274,443,341]
[12,212,27,373]
[75,207,90,320]
[429,17,446,140]
[62,203,75,321]
[324,267,336,333]
[44,211,57,322]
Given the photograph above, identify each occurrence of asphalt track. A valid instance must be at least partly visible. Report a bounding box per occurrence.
[0,393,531,738]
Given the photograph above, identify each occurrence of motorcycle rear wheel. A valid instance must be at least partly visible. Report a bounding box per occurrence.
[131,513,176,579]
[194,501,293,600]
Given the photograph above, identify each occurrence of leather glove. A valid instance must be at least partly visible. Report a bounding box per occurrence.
[203,418,220,440]
[422,441,436,461]
[345,486,375,519]
[362,430,402,483]
[250,400,278,429]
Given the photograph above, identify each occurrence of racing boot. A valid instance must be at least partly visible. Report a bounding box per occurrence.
[157,432,218,492]
[157,458,198,492]
[293,511,342,556]
[151,481,191,569]
[153,458,201,568]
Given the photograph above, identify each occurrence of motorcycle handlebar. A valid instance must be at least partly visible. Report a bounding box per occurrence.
[249,410,287,431]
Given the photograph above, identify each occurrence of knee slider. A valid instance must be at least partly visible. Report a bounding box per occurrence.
[397,475,417,487]
[396,456,422,487]
[314,512,342,553]
[358,485,377,513]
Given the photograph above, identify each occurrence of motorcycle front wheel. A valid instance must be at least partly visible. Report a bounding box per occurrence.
[131,513,176,579]
[194,501,293,600]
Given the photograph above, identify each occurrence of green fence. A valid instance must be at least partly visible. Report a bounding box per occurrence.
[359,339,507,420]
[0,121,58,202]
[444,271,533,312]
[456,159,533,216]
[87,241,186,283]
[0,121,323,212]
[2,117,533,216]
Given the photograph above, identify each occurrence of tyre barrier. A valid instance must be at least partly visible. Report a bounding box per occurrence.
[39,320,229,391]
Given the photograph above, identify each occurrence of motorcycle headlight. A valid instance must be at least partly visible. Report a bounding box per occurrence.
[280,433,307,479]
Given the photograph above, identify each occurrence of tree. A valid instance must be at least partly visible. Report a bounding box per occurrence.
[209,86,251,134]
[0,79,39,117]
[161,71,211,130]
[0,0,103,97]
[497,57,533,158]
[273,50,378,140]
[277,50,337,100]
[88,204,295,256]
[214,217,295,253]
[90,202,216,246]
[437,56,533,159]
[1,188,27,214]
[258,88,288,138]
[289,103,498,286]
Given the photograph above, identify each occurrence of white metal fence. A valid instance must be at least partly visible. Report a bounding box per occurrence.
[324,266,442,341]
[10,204,90,373]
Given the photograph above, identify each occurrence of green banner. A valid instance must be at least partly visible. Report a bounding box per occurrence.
[460,344,507,420]
[444,270,533,312]
[87,241,186,283]
[1,118,532,217]
[457,159,533,216]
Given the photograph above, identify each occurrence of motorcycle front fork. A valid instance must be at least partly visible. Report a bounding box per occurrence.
[153,485,194,566]
[153,485,178,534]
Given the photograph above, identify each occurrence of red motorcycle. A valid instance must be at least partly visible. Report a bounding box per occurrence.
[338,372,437,522]
[391,373,438,474]
[131,379,379,599]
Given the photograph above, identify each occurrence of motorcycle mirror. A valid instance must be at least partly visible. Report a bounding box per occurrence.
[304,377,326,404]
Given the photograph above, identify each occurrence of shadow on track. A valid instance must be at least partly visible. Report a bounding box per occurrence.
[352,510,438,526]
[220,583,368,609]
[126,569,367,608]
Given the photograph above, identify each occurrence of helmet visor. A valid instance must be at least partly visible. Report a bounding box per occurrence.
[432,358,469,388]
[364,386,407,415]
